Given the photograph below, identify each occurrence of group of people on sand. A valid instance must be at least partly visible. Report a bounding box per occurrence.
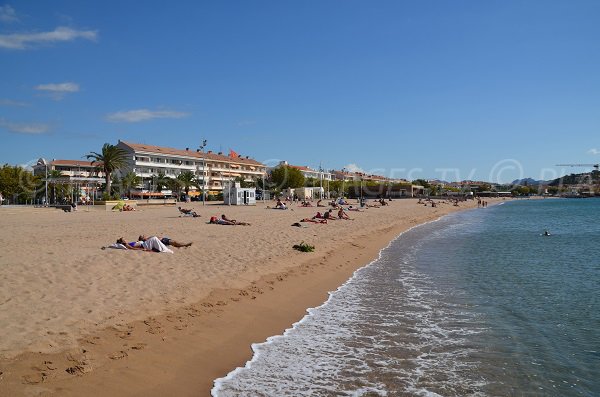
[298,207,355,224]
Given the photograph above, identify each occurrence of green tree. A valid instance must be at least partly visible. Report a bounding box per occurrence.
[154,172,170,192]
[0,164,39,203]
[270,165,305,189]
[86,143,129,195]
[120,171,142,198]
[411,179,431,188]
[166,177,182,197]
[234,176,255,188]
[176,171,198,195]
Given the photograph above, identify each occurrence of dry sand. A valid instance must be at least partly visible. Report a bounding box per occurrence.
[0,198,503,396]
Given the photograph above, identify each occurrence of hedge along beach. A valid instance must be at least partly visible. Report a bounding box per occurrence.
[0,197,499,396]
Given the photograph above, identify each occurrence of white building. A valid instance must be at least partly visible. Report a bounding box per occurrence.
[116,141,267,197]
[223,181,257,205]
[273,161,333,181]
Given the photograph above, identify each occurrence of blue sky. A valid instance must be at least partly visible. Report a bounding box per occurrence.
[1,1,599,183]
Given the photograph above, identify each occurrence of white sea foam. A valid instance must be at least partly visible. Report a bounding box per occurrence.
[212,215,487,396]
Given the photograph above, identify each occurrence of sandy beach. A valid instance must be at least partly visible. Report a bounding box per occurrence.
[0,198,502,396]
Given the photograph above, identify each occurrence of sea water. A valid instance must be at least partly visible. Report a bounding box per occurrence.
[212,199,600,396]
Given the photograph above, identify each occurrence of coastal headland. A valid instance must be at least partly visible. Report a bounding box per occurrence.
[0,198,504,396]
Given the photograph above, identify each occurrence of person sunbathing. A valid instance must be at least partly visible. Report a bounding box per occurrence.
[138,235,192,248]
[115,236,174,253]
[116,237,146,250]
[338,208,352,220]
[221,214,251,226]
[299,201,313,207]
[178,206,200,217]
[323,209,336,220]
[275,199,287,210]
[347,206,363,212]
[209,216,250,226]
[316,200,326,207]
[301,218,327,224]
[122,204,136,211]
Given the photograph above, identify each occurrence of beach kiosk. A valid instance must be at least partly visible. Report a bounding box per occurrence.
[223,181,256,205]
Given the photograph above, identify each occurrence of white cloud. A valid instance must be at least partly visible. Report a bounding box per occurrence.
[0,118,49,134]
[587,148,600,155]
[0,5,18,23]
[106,109,190,123]
[0,98,29,107]
[35,82,79,93]
[34,82,79,100]
[0,26,97,49]
[343,163,365,173]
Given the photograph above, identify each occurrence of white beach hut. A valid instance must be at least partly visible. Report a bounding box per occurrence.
[223,181,256,205]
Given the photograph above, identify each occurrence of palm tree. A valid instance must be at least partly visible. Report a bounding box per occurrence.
[176,171,198,196]
[86,143,129,195]
[167,177,182,198]
[121,171,142,198]
[154,172,170,192]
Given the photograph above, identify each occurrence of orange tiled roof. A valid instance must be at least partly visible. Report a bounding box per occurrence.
[51,160,99,167]
[119,141,265,167]
[289,165,315,172]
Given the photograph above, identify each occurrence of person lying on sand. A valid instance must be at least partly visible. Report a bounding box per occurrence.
[299,201,313,207]
[347,206,363,212]
[301,218,328,224]
[209,216,250,226]
[122,204,136,211]
[275,199,287,210]
[138,235,192,248]
[316,199,326,207]
[221,214,251,226]
[114,236,173,253]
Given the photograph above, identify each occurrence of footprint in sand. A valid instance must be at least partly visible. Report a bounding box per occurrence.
[108,350,128,360]
[22,373,46,384]
[130,343,147,350]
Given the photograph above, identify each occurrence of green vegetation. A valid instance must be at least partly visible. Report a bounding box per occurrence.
[86,143,129,195]
[270,165,305,189]
[292,241,315,252]
[120,171,142,198]
[0,164,40,203]
[176,170,198,195]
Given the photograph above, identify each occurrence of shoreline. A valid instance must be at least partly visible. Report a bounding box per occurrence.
[0,198,505,396]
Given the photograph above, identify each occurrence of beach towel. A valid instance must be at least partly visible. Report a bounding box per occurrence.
[142,236,174,253]
[102,243,127,250]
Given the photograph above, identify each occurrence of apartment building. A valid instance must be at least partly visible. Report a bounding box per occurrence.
[33,158,105,179]
[116,141,267,195]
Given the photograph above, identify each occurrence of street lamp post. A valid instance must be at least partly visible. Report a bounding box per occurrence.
[198,139,207,206]
[44,162,48,206]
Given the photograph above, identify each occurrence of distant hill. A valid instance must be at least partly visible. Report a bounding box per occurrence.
[511,178,548,186]
[547,170,599,186]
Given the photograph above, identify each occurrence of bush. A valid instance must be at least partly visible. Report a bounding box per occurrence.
[293,242,315,252]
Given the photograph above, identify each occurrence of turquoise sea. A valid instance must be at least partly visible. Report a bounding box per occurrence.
[213,199,600,396]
